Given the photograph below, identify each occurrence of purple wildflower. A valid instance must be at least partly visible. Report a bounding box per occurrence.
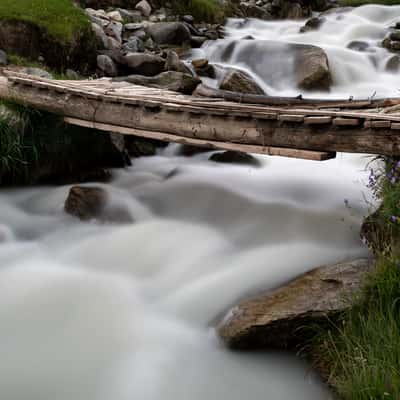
[391,215,398,223]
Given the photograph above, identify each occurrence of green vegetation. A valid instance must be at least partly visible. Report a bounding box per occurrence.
[171,0,224,23]
[311,157,400,399]
[0,0,91,42]
[338,0,400,6]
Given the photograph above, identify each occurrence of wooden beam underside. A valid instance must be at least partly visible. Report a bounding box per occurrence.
[1,72,400,157]
[64,117,336,161]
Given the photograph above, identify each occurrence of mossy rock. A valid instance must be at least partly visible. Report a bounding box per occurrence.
[0,0,97,73]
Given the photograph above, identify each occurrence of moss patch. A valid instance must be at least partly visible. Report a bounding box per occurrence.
[0,0,91,43]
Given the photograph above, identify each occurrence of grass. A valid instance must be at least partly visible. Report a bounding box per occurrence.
[312,256,400,399]
[310,156,400,399]
[171,0,224,23]
[0,0,91,42]
[338,0,400,6]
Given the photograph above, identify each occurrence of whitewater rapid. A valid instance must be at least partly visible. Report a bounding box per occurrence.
[0,146,374,400]
[200,4,400,99]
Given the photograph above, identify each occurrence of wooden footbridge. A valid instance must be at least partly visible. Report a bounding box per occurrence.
[2,69,400,161]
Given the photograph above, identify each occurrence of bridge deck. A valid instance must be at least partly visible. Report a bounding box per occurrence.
[1,70,400,160]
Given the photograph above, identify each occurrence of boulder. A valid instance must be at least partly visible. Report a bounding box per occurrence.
[97,54,118,76]
[92,23,108,49]
[123,52,165,75]
[295,45,331,90]
[107,10,123,22]
[218,259,373,349]
[147,22,192,45]
[0,49,7,66]
[122,37,145,53]
[135,0,152,17]
[213,40,331,92]
[114,71,201,94]
[386,55,400,72]
[165,51,192,74]
[220,69,265,95]
[300,17,325,33]
[192,59,216,78]
[104,21,123,43]
[65,186,107,221]
[21,67,53,79]
[209,151,261,167]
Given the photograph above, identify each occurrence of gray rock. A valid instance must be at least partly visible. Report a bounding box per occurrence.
[386,55,400,72]
[107,10,123,22]
[132,29,147,40]
[183,15,194,25]
[147,22,192,45]
[347,40,370,52]
[106,36,122,50]
[0,49,7,66]
[118,8,143,23]
[135,0,152,17]
[390,30,400,42]
[295,46,331,90]
[218,259,373,349]
[97,54,118,77]
[114,71,201,94]
[123,52,165,76]
[122,37,145,53]
[21,67,53,79]
[165,51,192,74]
[104,21,123,43]
[191,36,207,48]
[124,22,146,31]
[209,151,261,167]
[220,69,265,95]
[92,23,108,49]
[300,17,325,33]
[65,69,80,79]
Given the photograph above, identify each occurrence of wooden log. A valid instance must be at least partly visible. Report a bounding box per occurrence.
[304,116,332,124]
[0,76,400,155]
[333,117,360,126]
[279,114,304,122]
[64,117,336,161]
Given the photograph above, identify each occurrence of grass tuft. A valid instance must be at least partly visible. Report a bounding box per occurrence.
[171,0,224,23]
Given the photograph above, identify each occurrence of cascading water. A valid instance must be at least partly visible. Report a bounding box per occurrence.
[0,5,388,400]
[200,5,400,98]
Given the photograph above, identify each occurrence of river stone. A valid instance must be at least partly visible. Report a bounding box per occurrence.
[165,51,192,74]
[136,0,152,17]
[147,22,192,45]
[209,151,261,167]
[92,23,109,49]
[123,52,165,75]
[386,55,400,72]
[104,21,123,43]
[65,186,108,221]
[0,49,7,66]
[220,69,265,95]
[107,10,123,22]
[218,259,373,349]
[122,37,145,53]
[97,55,118,76]
[65,186,134,223]
[114,71,201,94]
[390,30,400,42]
[295,46,331,90]
[300,17,325,33]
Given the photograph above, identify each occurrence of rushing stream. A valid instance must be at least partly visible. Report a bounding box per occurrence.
[0,4,391,400]
[200,5,400,98]
[0,148,374,400]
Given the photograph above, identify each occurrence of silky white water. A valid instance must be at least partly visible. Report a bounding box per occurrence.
[0,146,375,400]
[200,4,400,98]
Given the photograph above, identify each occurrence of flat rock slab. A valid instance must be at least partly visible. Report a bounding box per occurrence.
[218,259,373,349]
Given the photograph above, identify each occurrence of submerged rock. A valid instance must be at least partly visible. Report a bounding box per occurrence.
[218,259,373,349]
[65,186,134,223]
[220,69,265,95]
[114,71,201,94]
[209,151,261,167]
[65,186,108,221]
